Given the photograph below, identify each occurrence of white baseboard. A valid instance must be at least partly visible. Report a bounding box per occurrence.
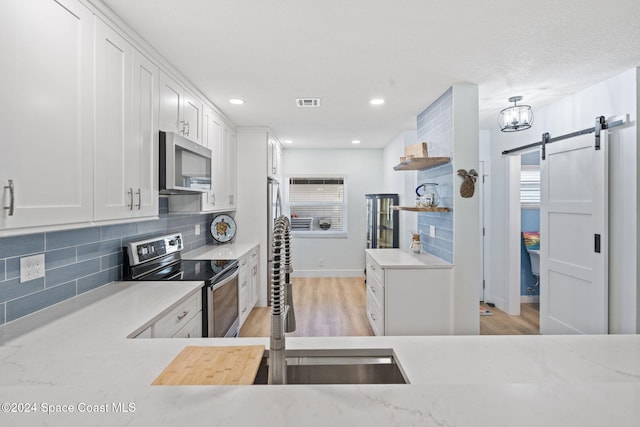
[291,269,364,278]
[520,295,540,303]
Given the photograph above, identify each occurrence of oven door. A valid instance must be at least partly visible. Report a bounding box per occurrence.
[207,269,239,337]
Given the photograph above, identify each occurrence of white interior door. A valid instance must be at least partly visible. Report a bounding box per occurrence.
[540,131,608,334]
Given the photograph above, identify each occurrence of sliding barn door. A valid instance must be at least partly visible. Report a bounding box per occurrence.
[540,131,608,334]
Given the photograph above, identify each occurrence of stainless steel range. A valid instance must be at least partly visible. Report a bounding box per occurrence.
[123,233,239,338]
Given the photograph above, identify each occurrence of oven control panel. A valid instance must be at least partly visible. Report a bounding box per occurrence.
[127,234,183,266]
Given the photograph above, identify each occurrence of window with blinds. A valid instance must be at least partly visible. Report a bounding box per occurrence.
[288,177,346,233]
[521,166,540,208]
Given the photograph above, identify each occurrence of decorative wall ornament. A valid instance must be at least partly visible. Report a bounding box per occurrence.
[457,169,478,198]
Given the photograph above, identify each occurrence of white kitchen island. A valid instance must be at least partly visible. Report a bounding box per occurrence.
[0,280,639,426]
[366,249,453,335]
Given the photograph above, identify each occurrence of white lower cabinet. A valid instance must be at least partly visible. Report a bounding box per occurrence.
[238,245,259,327]
[171,311,203,338]
[365,254,452,336]
[149,291,202,338]
[249,248,259,307]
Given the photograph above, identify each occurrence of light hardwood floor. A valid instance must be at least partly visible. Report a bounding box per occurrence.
[480,302,540,335]
[240,277,374,337]
[240,277,540,337]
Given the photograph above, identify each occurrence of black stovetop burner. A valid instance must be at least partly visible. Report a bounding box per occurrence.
[133,258,237,285]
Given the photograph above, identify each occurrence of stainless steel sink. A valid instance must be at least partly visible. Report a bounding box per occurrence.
[253,348,408,385]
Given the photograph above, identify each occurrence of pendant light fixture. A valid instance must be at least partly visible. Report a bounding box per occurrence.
[498,96,533,132]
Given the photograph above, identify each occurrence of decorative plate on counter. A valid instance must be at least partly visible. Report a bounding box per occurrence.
[210,214,236,243]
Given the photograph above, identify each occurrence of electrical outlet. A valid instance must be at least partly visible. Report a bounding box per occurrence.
[20,254,45,283]
[429,225,436,238]
[195,224,201,236]
[319,258,324,267]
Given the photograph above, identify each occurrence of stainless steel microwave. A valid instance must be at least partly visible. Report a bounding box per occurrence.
[159,131,212,194]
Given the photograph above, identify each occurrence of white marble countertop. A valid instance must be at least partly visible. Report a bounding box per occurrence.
[366,248,453,268]
[183,242,259,260]
[1,280,639,426]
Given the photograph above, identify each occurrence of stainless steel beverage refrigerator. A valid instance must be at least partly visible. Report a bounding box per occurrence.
[365,194,399,248]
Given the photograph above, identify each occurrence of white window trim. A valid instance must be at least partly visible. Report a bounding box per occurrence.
[284,174,348,238]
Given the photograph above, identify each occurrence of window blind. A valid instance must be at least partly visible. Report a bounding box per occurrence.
[288,177,346,232]
[520,167,540,207]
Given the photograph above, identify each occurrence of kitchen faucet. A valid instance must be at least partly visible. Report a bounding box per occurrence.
[268,215,296,384]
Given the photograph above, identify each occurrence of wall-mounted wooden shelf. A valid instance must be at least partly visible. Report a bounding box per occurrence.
[393,157,450,171]
[392,206,451,212]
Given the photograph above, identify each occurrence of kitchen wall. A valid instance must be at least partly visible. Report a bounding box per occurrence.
[382,131,417,250]
[382,84,480,334]
[486,67,640,333]
[416,89,454,263]
[282,148,383,276]
[0,198,216,324]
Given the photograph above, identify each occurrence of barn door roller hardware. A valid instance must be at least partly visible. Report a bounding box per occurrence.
[501,114,628,157]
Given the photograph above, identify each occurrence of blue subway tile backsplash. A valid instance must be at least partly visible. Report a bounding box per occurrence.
[6,281,77,323]
[416,88,454,263]
[0,233,45,259]
[0,197,219,323]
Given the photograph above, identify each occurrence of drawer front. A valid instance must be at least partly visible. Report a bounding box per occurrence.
[172,311,202,338]
[152,292,202,338]
[239,286,249,323]
[239,253,249,267]
[366,269,384,307]
[366,255,384,286]
[366,287,384,336]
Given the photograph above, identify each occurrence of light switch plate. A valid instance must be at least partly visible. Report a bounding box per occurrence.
[20,254,45,283]
[429,225,436,238]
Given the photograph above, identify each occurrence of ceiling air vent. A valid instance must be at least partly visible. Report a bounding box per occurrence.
[296,98,321,108]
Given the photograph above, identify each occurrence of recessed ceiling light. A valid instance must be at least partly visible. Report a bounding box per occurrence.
[229,98,245,105]
[284,140,293,144]
[351,140,361,144]
[370,98,385,105]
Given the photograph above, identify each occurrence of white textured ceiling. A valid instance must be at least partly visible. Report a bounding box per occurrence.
[99,0,640,148]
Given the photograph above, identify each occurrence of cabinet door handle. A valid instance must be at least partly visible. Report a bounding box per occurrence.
[369,286,375,293]
[127,188,133,210]
[185,121,190,136]
[371,313,376,321]
[177,310,189,321]
[179,120,186,135]
[4,179,14,216]
[136,188,141,210]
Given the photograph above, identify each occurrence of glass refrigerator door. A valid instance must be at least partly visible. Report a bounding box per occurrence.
[366,197,374,248]
[377,197,395,248]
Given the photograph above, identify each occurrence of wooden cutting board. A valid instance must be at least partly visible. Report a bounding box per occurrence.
[152,345,265,386]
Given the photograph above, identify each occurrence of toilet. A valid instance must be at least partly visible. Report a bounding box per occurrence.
[522,232,540,288]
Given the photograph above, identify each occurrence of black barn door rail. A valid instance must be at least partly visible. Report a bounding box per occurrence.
[501,114,628,158]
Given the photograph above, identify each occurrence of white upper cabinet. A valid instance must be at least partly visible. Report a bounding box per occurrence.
[159,71,202,144]
[169,106,236,213]
[202,105,223,210]
[223,125,238,208]
[130,49,160,218]
[267,136,282,178]
[94,19,158,221]
[0,0,94,232]
[183,89,203,144]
